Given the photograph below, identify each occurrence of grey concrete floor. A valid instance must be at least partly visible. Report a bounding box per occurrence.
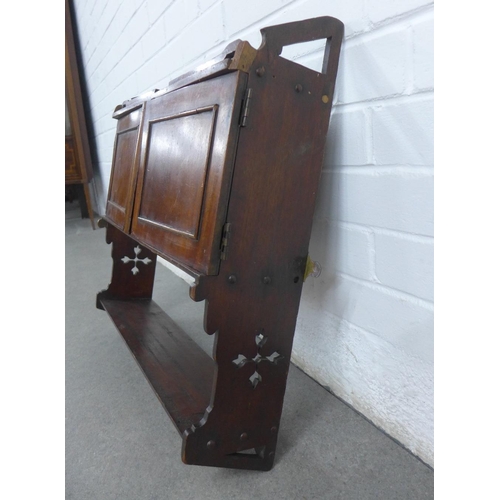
[65,201,433,500]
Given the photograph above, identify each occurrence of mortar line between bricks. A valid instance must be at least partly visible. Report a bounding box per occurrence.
[366,107,375,165]
[85,4,144,86]
[332,89,434,113]
[87,8,434,118]
[220,0,227,40]
[224,0,306,42]
[162,0,218,49]
[77,0,89,16]
[334,221,434,244]
[336,272,434,309]
[87,0,171,91]
[85,3,127,81]
[145,0,176,26]
[367,230,379,283]
[76,0,94,50]
[321,165,434,174]
[85,0,134,76]
[136,19,169,70]
[133,1,227,87]
[405,24,415,95]
[313,215,433,242]
[88,0,99,18]
[344,3,434,46]
[229,0,433,51]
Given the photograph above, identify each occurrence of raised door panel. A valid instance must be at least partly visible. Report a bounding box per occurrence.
[138,107,216,239]
[131,71,247,275]
[106,107,144,231]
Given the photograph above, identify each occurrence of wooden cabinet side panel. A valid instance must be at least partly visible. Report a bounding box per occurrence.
[183,47,340,468]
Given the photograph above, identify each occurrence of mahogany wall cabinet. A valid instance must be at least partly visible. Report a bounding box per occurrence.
[97,16,343,471]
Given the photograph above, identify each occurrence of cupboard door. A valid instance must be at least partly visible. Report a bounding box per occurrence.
[106,106,144,231]
[131,71,247,275]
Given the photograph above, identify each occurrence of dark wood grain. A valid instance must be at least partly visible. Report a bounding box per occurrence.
[137,106,216,238]
[130,71,248,275]
[182,17,344,470]
[111,39,256,121]
[106,106,145,231]
[97,16,344,471]
[100,298,215,434]
[97,222,157,306]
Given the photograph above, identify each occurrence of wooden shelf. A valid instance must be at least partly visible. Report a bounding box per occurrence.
[100,298,214,435]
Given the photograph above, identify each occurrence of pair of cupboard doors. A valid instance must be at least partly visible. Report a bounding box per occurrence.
[107,71,246,276]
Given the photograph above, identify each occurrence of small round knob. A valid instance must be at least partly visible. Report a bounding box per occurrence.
[263,276,271,285]
[256,66,266,77]
[295,84,303,93]
[207,440,216,450]
[228,274,237,284]
[240,432,248,441]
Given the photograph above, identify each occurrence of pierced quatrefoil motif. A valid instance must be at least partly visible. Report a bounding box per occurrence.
[232,332,283,388]
[121,246,152,275]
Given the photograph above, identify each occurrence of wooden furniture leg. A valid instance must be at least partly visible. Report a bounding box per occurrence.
[97,223,157,307]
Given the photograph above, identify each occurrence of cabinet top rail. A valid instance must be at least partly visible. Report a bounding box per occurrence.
[112,16,343,119]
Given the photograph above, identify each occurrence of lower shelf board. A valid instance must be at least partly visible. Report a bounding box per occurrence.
[99,298,215,435]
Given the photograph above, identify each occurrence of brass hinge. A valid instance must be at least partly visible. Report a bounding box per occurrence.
[240,88,252,127]
[220,223,232,260]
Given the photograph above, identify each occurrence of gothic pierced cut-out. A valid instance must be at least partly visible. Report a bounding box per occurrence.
[121,246,152,275]
[232,332,283,388]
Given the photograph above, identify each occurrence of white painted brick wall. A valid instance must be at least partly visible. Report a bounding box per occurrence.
[326,109,370,165]
[71,0,434,466]
[366,0,433,25]
[314,169,434,236]
[412,15,434,91]
[372,97,434,165]
[374,231,434,301]
[337,27,410,104]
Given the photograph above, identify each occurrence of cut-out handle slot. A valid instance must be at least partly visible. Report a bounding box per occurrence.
[259,16,344,77]
[280,39,327,73]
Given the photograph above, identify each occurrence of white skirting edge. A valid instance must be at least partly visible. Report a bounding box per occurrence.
[157,256,196,285]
